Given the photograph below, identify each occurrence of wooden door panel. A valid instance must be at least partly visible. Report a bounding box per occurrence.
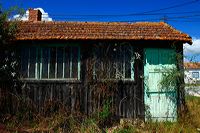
[144,48,177,121]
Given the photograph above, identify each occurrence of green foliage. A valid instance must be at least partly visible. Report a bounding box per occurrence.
[159,49,184,92]
[0,6,24,81]
[99,99,111,121]
[159,51,184,91]
[81,118,101,133]
[160,67,183,92]
[0,6,23,45]
[114,127,135,133]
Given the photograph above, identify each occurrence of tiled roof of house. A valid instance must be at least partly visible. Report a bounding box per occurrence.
[16,21,192,44]
[184,62,200,69]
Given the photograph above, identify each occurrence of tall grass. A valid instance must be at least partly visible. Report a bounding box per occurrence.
[1,95,200,132]
[109,95,200,133]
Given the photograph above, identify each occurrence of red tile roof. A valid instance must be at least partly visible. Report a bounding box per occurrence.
[16,21,192,44]
[184,62,200,69]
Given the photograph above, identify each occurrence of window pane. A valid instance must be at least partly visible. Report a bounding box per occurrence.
[125,47,132,78]
[95,48,103,79]
[110,61,116,78]
[29,47,36,78]
[57,47,64,78]
[37,48,41,79]
[41,48,48,78]
[110,47,117,79]
[103,48,110,79]
[93,45,134,80]
[116,47,124,79]
[64,47,70,78]
[21,48,29,78]
[72,47,78,78]
[192,72,199,78]
[49,47,56,78]
[104,60,110,79]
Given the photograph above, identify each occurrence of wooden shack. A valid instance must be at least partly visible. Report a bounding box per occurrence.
[2,9,192,121]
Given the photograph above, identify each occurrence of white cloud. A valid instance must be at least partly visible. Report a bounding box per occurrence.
[184,38,200,55]
[13,8,52,21]
[184,38,200,62]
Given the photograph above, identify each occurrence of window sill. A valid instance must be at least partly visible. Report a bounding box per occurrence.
[20,79,82,84]
[20,79,135,84]
[89,79,136,84]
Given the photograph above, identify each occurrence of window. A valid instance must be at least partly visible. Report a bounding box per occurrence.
[93,45,134,80]
[192,72,199,79]
[21,46,80,80]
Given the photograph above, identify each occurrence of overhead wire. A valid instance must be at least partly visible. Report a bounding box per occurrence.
[48,10,200,17]
[46,0,200,18]
[30,0,200,23]
[138,0,199,14]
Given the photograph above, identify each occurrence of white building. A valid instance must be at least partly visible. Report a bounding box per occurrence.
[184,62,200,84]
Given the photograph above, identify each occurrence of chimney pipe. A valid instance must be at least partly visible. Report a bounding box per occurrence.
[28,8,42,22]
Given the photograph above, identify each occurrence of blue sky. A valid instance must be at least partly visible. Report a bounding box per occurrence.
[2,0,200,61]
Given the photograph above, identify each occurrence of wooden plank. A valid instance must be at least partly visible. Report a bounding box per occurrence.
[88,86,92,115]
[131,47,134,80]
[48,48,50,79]
[70,47,72,78]
[62,48,65,78]
[28,48,30,78]
[40,48,42,79]
[78,47,81,80]
[71,85,75,112]
[133,84,136,119]
[66,84,71,109]
[35,48,38,79]
[84,85,88,114]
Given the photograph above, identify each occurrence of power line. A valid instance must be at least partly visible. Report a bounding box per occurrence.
[50,13,200,19]
[48,11,200,17]
[21,0,200,23]
[45,16,200,23]
[139,0,199,14]
[46,0,200,17]
[162,14,200,22]
[168,19,200,22]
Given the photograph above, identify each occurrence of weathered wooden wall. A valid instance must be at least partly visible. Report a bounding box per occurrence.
[19,80,144,118]
[0,81,144,119]
[0,41,145,119]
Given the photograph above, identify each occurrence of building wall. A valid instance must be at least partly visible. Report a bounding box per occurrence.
[0,40,183,121]
[185,69,200,84]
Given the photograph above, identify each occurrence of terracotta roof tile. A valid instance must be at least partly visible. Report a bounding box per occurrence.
[184,62,200,69]
[16,21,192,44]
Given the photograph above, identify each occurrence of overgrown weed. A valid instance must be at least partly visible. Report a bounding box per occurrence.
[1,95,200,132]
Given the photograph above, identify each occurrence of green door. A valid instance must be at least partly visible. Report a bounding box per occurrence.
[144,48,177,121]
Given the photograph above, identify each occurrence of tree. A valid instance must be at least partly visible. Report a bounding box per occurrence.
[0,6,23,81]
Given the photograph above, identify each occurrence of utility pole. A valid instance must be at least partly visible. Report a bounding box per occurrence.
[161,15,168,23]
